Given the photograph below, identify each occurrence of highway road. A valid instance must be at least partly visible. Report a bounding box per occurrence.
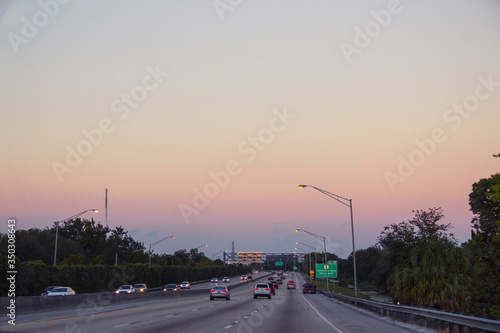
[1,272,433,333]
[187,272,258,290]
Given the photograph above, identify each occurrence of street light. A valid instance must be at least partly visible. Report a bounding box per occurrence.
[54,209,99,266]
[296,241,318,268]
[296,228,329,290]
[299,184,358,296]
[212,250,227,267]
[295,247,312,277]
[189,244,208,267]
[149,236,175,269]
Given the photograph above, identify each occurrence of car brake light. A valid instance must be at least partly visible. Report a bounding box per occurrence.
[222,291,227,293]
[265,288,270,290]
[254,288,258,290]
[211,290,216,293]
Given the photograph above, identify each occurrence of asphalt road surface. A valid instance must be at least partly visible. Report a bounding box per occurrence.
[0,272,433,333]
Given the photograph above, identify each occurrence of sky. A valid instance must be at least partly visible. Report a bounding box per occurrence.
[1,0,499,260]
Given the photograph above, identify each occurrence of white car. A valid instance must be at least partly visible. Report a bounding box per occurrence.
[253,283,271,299]
[116,285,135,294]
[222,277,230,283]
[180,281,191,289]
[46,287,76,296]
[211,278,218,283]
[133,284,148,292]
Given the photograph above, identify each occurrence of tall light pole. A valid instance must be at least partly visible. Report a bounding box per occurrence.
[299,184,357,296]
[54,209,99,266]
[295,247,311,278]
[189,244,207,267]
[212,250,227,267]
[149,236,175,269]
[296,241,317,268]
[296,228,329,291]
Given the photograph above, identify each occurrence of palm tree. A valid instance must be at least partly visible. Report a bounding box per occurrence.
[390,238,471,312]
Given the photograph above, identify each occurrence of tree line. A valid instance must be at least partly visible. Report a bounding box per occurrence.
[300,156,499,319]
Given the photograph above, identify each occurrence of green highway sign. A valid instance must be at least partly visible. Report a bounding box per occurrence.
[293,266,297,271]
[275,261,283,266]
[316,261,337,278]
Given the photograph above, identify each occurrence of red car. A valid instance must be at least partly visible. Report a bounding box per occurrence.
[302,283,316,294]
[287,281,296,289]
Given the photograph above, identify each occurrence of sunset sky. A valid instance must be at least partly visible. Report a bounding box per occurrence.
[1,0,499,260]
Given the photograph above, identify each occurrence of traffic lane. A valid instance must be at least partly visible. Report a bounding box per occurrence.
[295,274,433,333]
[0,281,266,333]
[190,272,268,290]
[225,280,344,333]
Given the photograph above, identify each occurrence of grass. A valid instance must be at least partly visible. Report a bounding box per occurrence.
[312,278,369,299]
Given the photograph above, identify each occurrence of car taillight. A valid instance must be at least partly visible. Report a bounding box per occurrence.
[254,288,258,290]
[222,291,227,293]
[265,288,270,290]
[211,290,216,293]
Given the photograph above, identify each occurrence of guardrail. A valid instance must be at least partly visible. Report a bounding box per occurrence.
[318,289,500,333]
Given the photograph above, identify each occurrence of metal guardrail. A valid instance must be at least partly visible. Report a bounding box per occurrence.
[318,289,500,333]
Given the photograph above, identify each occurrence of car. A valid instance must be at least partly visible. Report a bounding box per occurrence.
[303,283,316,294]
[277,278,283,285]
[287,281,296,289]
[180,281,191,289]
[41,286,63,296]
[210,285,230,300]
[267,277,274,281]
[116,285,135,294]
[164,284,179,292]
[241,275,247,280]
[254,283,272,299]
[47,287,76,296]
[222,277,230,283]
[268,282,276,295]
[271,280,279,289]
[211,278,218,284]
[133,284,148,292]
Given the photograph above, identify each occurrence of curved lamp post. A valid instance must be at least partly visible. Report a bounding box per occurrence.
[149,236,175,268]
[295,247,312,276]
[296,228,329,290]
[189,244,208,267]
[54,209,99,266]
[296,241,318,267]
[299,184,357,296]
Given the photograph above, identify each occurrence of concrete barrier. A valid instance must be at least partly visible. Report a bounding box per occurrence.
[1,272,273,315]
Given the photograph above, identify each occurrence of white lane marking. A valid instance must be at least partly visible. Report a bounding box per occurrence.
[224,325,233,329]
[164,315,173,318]
[114,324,129,328]
[300,291,343,333]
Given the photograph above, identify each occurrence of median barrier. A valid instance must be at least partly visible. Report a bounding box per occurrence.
[2,272,273,315]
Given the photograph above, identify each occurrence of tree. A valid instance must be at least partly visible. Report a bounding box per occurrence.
[378,208,471,311]
[467,168,500,318]
[390,238,470,311]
